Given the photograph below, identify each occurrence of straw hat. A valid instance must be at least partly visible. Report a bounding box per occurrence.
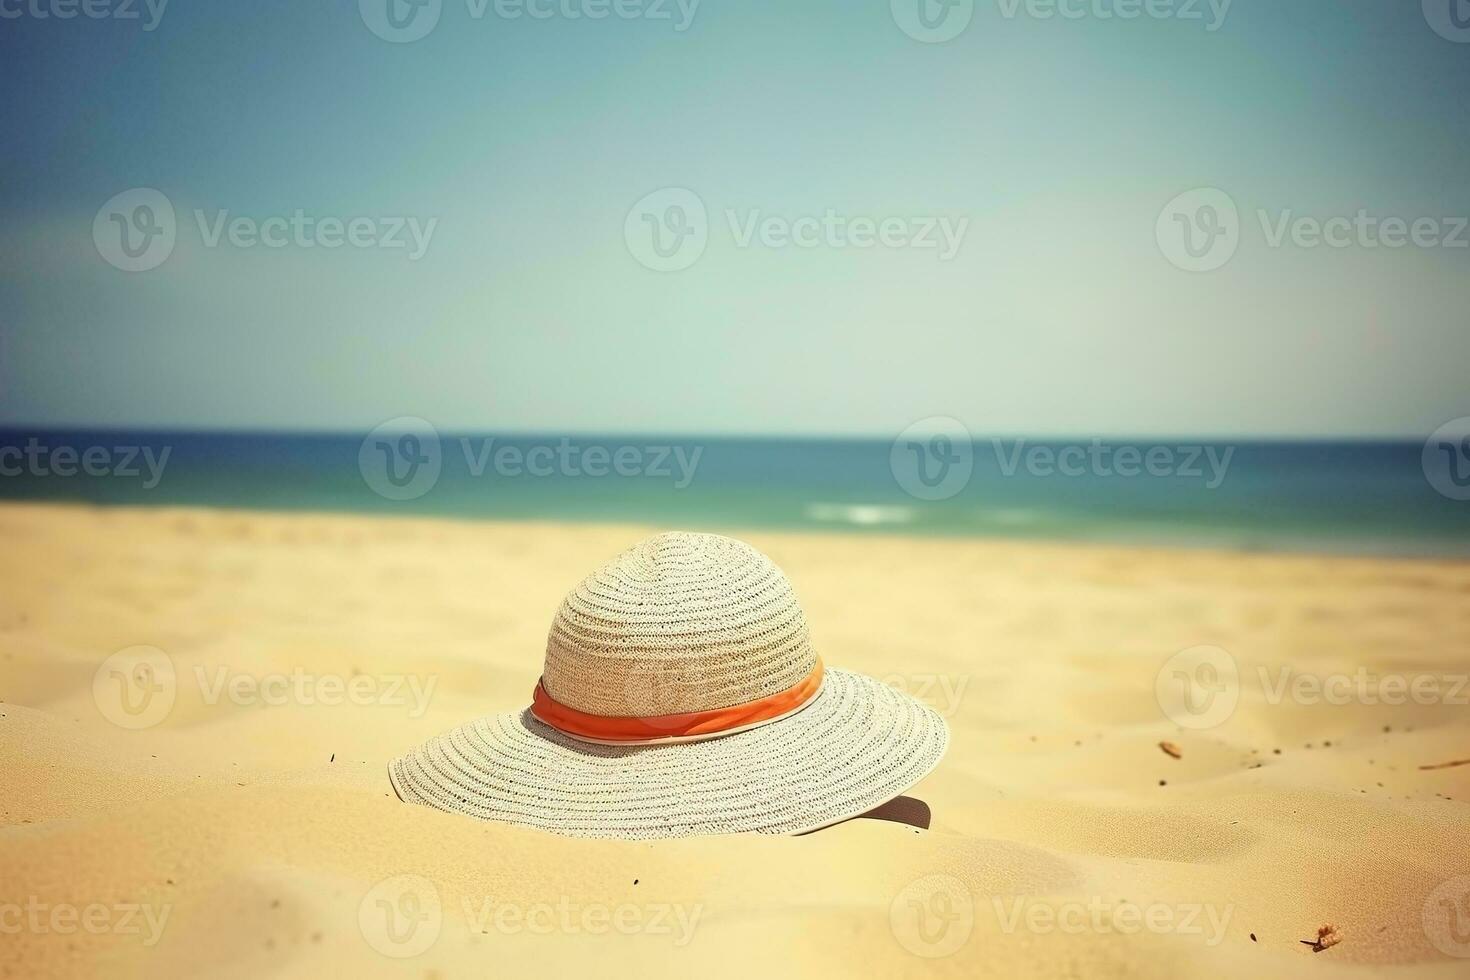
[389,532,948,839]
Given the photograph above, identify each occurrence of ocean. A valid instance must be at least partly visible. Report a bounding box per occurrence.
[0,430,1466,557]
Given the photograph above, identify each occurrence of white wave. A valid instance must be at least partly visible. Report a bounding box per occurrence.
[803,502,916,527]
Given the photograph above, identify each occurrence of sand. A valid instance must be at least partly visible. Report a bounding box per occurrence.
[2,501,1468,979]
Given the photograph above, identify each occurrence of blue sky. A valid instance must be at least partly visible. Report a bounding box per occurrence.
[1,0,1467,437]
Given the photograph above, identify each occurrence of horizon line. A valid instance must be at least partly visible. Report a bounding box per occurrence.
[0,425,1439,445]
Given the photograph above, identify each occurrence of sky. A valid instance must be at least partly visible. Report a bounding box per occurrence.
[1,0,1467,438]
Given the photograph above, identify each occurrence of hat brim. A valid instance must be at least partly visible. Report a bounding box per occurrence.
[389,668,949,839]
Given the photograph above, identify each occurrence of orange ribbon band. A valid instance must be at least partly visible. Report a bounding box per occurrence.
[531,658,825,744]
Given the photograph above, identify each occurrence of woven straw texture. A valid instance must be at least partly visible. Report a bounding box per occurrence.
[544,532,815,717]
[390,532,949,839]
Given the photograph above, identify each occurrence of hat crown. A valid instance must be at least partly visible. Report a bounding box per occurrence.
[542,532,816,717]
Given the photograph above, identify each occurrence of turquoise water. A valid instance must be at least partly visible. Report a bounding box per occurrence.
[1,431,1466,557]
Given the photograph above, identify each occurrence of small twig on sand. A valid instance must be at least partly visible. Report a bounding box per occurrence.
[1418,759,1470,771]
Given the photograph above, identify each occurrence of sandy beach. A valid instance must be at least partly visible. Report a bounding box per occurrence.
[2,501,1469,979]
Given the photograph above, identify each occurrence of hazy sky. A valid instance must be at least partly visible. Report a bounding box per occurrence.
[2,0,1467,437]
